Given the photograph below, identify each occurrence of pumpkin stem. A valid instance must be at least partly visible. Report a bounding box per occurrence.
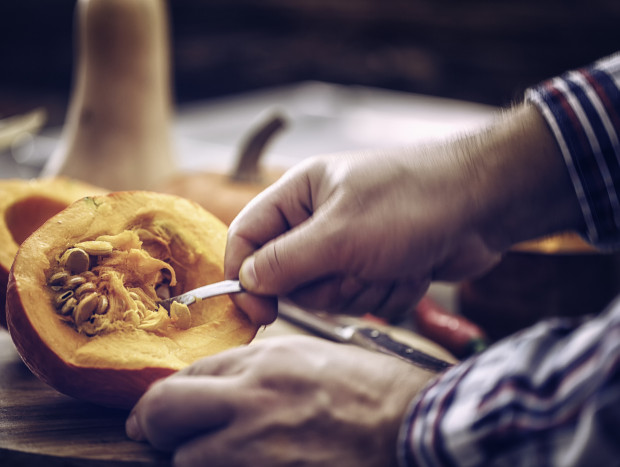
[230,113,287,183]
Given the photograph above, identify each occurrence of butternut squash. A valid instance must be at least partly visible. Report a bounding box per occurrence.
[40,0,285,225]
[42,0,175,191]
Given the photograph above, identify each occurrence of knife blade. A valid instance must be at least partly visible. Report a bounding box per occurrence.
[277,301,453,373]
[159,281,453,373]
[158,279,244,311]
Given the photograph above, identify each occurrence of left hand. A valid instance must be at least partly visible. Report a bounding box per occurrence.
[126,336,437,466]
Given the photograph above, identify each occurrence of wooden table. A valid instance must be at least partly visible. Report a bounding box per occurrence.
[0,299,454,465]
[0,329,170,466]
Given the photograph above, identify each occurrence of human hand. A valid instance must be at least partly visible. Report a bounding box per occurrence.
[226,104,583,325]
[226,144,501,324]
[125,335,436,467]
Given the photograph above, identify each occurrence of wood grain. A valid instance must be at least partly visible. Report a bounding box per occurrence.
[0,329,170,466]
[0,311,453,465]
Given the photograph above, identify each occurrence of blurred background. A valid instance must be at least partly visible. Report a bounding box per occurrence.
[1,0,619,127]
[1,0,620,346]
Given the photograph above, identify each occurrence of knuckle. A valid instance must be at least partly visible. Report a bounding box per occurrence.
[138,380,176,445]
[252,243,285,290]
[263,242,283,276]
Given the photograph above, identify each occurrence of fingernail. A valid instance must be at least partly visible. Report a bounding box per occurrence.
[125,412,144,441]
[239,256,258,290]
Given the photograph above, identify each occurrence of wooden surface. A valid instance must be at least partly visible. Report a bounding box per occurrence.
[0,329,171,466]
[0,312,454,466]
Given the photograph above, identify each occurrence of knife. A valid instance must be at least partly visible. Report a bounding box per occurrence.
[157,279,244,311]
[159,280,453,373]
[277,301,453,373]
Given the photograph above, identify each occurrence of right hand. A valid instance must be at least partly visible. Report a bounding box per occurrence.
[226,146,500,324]
[225,104,582,325]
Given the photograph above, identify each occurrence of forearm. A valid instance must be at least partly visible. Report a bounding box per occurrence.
[400,51,620,466]
[458,103,584,253]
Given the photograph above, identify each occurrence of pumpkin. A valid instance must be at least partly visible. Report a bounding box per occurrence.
[163,113,288,225]
[40,0,286,224]
[6,191,258,408]
[0,177,107,328]
[42,0,175,191]
[459,232,620,341]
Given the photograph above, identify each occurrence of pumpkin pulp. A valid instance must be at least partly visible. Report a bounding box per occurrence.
[0,177,107,328]
[6,191,257,408]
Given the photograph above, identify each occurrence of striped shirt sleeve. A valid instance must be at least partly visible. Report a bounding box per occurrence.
[526,52,620,247]
[398,299,620,466]
[398,53,620,466]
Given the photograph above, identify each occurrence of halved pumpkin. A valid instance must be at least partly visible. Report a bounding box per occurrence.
[0,177,107,328]
[6,191,257,408]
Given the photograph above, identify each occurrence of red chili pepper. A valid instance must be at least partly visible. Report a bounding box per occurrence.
[414,295,488,359]
[361,312,389,326]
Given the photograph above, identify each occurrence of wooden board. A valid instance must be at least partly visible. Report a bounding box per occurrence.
[0,329,171,466]
[0,315,453,465]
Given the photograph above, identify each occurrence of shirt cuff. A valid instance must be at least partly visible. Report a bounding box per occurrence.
[525,52,620,248]
[397,298,620,467]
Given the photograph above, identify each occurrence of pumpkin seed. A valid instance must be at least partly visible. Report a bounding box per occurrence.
[75,282,96,298]
[96,295,109,315]
[128,291,141,301]
[60,248,90,274]
[80,270,97,281]
[171,301,191,330]
[48,271,69,286]
[65,275,87,290]
[60,297,77,316]
[55,290,74,308]
[73,293,98,324]
[74,240,114,256]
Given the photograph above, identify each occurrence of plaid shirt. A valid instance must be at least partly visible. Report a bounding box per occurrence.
[398,52,620,467]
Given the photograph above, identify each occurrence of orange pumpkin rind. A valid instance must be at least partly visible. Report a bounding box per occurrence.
[6,191,257,408]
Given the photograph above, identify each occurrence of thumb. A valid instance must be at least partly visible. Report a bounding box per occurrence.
[239,217,342,295]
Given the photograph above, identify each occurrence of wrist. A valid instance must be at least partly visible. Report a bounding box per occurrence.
[464,103,584,252]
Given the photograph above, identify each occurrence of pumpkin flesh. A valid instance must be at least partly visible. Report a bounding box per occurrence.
[6,191,257,408]
[0,177,107,328]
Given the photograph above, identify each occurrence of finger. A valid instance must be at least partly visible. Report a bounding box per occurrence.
[238,205,349,295]
[341,281,397,315]
[225,174,312,324]
[224,167,314,280]
[126,377,236,451]
[229,291,277,326]
[287,276,366,313]
[366,280,429,322]
[287,277,427,321]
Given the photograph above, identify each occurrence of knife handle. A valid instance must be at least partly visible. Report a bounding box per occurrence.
[350,327,453,373]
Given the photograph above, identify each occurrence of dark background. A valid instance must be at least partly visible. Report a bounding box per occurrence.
[1,0,619,126]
